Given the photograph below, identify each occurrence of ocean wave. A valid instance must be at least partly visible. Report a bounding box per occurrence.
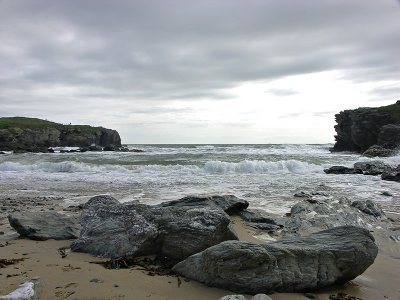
[0,161,130,173]
[204,160,323,174]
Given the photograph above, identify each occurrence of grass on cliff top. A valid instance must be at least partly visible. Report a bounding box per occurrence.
[0,117,104,133]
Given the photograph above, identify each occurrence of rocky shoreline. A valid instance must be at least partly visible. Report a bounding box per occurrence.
[1,192,399,299]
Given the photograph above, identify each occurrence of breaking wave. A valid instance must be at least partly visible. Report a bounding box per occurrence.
[0,159,323,175]
[204,160,323,174]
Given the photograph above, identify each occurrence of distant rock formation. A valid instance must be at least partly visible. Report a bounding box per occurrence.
[0,117,121,151]
[332,100,400,155]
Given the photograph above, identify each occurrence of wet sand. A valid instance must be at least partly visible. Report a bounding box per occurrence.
[1,198,400,299]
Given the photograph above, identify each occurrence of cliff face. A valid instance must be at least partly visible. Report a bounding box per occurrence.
[0,117,121,151]
[332,100,400,153]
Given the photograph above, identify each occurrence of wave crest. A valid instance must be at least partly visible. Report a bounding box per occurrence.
[204,160,323,174]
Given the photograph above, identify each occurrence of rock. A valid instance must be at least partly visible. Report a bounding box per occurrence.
[294,191,311,198]
[8,212,80,240]
[353,160,394,175]
[71,197,237,262]
[0,281,36,300]
[103,145,119,151]
[130,148,145,153]
[285,198,385,233]
[332,101,400,153]
[377,124,400,148]
[173,226,378,294]
[351,200,385,217]
[381,171,400,182]
[219,296,246,300]
[88,145,103,151]
[81,195,120,209]
[362,145,396,157]
[381,191,392,196]
[251,295,272,300]
[324,166,362,174]
[235,210,282,231]
[158,195,249,215]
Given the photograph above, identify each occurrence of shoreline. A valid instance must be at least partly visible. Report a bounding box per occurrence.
[1,196,399,299]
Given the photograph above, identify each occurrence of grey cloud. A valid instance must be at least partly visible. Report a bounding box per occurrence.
[1,0,400,119]
[267,88,298,97]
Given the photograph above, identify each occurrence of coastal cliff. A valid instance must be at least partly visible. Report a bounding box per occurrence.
[0,117,121,151]
[332,100,400,154]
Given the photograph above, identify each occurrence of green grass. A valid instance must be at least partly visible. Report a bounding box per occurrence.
[0,117,62,130]
[0,117,104,134]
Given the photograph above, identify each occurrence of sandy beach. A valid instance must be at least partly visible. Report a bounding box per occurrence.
[1,194,399,300]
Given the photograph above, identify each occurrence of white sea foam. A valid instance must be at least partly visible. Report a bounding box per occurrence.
[204,159,323,174]
[0,159,323,175]
[0,161,129,173]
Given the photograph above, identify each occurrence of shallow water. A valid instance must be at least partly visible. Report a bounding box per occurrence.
[0,144,399,214]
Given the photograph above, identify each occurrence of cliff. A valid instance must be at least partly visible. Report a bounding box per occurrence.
[332,100,400,153]
[0,117,121,151]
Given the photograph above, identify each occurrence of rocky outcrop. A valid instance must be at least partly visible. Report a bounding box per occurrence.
[353,160,394,175]
[0,117,121,151]
[157,195,249,215]
[362,145,397,157]
[71,196,237,262]
[173,226,378,294]
[8,212,80,240]
[324,166,363,174]
[332,100,400,153]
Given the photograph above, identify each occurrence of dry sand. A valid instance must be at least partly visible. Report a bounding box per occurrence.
[1,201,400,300]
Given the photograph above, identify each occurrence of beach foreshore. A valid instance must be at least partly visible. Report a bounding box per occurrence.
[1,195,399,300]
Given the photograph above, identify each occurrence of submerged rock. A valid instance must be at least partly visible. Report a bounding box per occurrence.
[72,196,237,261]
[324,166,363,175]
[173,226,378,294]
[8,212,79,240]
[158,195,249,215]
[381,171,400,182]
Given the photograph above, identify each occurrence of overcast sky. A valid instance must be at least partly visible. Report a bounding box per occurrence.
[1,0,400,143]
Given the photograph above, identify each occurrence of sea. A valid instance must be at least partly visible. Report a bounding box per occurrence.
[0,144,399,215]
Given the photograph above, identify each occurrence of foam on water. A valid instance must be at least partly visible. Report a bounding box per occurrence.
[204,160,323,174]
[0,159,323,176]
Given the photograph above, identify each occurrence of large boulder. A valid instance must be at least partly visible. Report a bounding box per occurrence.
[351,200,385,218]
[157,195,249,215]
[353,160,394,175]
[71,196,237,261]
[285,198,385,234]
[8,212,80,240]
[173,226,378,294]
